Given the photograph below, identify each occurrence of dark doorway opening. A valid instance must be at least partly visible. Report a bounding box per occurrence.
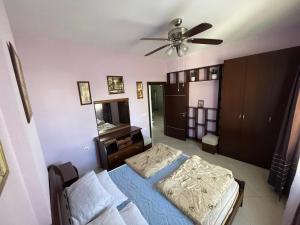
[147,82,166,139]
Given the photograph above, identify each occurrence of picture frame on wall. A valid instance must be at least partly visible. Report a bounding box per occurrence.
[198,100,204,108]
[8,42,33,123]
[136,81,143,99]
[107,76,125,94]
[77,81,92,105]
[0,141,9,196]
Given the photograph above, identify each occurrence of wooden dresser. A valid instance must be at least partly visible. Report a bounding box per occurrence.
[95,126,144,170]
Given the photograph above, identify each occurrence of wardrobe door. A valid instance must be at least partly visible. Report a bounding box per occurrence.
[241,52,275,168]
[219,58,246,159]
[165,74,188,140]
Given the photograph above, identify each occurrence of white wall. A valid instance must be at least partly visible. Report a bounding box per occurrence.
[0,1,51,224]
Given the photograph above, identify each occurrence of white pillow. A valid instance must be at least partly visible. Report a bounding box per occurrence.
[119,202,149,225]
[66,171,113,225]
[87,206,127,225]
[97,170,128,206]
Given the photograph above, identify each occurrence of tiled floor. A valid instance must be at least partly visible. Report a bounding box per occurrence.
[151,114,286,225]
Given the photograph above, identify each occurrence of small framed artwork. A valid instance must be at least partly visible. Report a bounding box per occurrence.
[136,81,143,99]
[8,42,33,123]
[0,141,9,195]
[198,100,204,108]
[77,81,92,105]
[107,76,125,94]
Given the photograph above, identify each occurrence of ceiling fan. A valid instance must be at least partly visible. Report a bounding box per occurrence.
[141,18,223,57]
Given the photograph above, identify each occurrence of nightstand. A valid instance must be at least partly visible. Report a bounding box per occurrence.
[58,162,79,187]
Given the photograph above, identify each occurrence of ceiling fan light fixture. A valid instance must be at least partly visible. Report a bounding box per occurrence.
[166,46,174,56]
[181,43,188,53]
[177,43,188,57]
[141,19,222,57]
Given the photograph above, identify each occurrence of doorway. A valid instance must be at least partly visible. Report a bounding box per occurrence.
[147,82,166,140]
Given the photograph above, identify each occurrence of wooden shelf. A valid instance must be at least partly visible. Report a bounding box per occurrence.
[189,79,219,83]
[187,107,219,140]
[207,119,217,122]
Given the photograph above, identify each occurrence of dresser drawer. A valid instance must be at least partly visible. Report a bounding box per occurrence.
[108,153,123,168]
[107,142,144,169]
[120,142,143,159]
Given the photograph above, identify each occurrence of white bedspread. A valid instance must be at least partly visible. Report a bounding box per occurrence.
[125,143,182,178]
[157,155,234,225]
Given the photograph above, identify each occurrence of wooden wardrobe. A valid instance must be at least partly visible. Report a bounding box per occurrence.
[219,46,300,168]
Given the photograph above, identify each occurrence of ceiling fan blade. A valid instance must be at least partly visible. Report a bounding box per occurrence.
[187,38,223,45]
[183,23,212,38]
[141,37,169,41]
[144,44,171,56]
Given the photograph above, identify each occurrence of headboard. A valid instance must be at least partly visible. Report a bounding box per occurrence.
[48,165,73,225]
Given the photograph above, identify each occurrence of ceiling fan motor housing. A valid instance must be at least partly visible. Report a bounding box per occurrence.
[168,27,188,42]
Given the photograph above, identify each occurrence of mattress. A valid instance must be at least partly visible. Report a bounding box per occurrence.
[108,155,239,225]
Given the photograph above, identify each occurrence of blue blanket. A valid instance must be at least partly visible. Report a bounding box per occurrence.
[109,155,193,225]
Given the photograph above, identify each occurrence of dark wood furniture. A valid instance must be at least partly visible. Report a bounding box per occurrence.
[95,126,144,170]
[58,162,79,187]
[187,107,218,141]
[165,72,189,140]
[185,64,222,82]
[48,163,245,225]
[168,64,222,141]
[48,165,72,225]
[219,46,300,168]
[202,142,218,154]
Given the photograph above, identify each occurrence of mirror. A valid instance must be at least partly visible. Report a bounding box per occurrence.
[94,98,130,135]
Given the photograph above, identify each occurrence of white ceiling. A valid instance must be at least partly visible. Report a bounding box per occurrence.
[4,0,300,57]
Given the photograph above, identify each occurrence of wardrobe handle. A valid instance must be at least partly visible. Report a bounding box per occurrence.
[268,116,272,123]
[242,114,245,120]
[238,114,242,119]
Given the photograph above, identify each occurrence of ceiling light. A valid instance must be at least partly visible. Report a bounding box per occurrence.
[181,43,188,53]
[166,46,174,56]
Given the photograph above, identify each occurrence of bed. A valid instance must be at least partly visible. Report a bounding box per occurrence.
[48,155,244,225]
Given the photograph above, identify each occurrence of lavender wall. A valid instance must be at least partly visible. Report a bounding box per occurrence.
[15,36,165,173]
[0,1,51,224]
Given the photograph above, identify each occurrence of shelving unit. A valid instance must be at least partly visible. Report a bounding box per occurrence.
[187,107,218,141]
[167,64,222,83]
[167,64,223,141]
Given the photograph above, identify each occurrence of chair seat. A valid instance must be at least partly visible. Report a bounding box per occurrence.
[202,134,219,146]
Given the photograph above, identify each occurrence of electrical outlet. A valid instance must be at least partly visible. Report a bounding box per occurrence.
[83,146,89,151]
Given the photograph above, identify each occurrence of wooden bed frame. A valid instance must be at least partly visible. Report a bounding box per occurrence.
[48,164,245,225]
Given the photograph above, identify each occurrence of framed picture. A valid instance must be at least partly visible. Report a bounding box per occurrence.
[0,141,9,195]
[77,81,92,105]
[198,100,204,108]
[107,76,125,94]
[136,81,143,99]
[8,42,33,123]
